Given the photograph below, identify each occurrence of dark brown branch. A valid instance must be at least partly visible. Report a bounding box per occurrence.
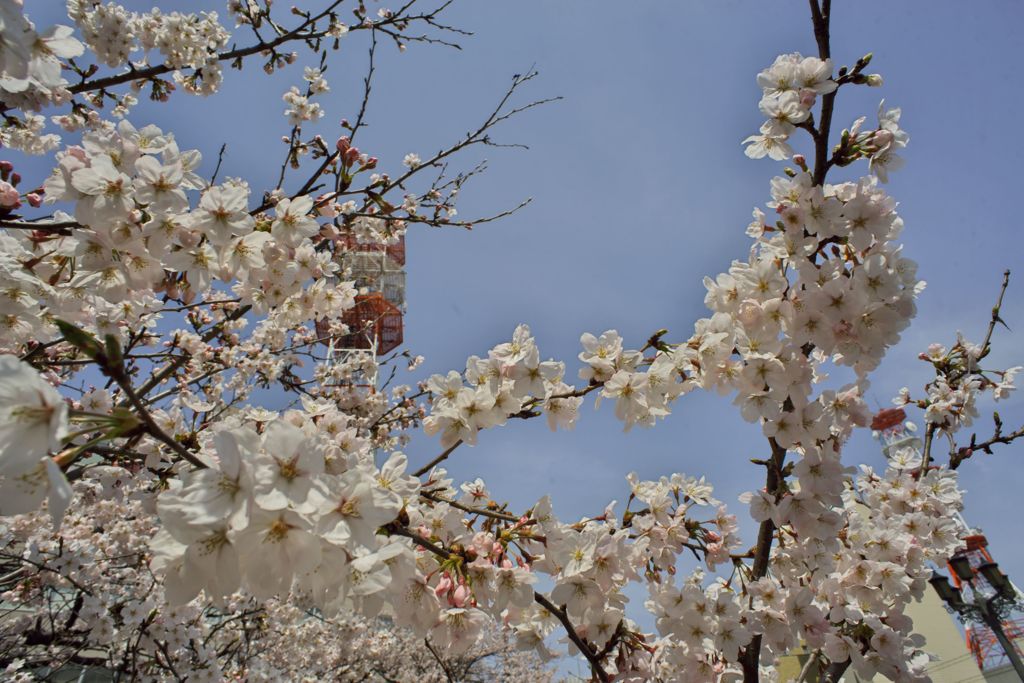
[69,2,342,96]
[918,423,937,476]
[424,638,457,683]
[950,413,1024,470]
[808,0,834,185]
[413,439,463,478]
[0,219,81,232]
[420,490,520,522]
[741,437,787,682]
[979,269,1011,361]
[210,143,228,185]
[128,304,251,401]
[106,363,208,470]
[532,593,610,683]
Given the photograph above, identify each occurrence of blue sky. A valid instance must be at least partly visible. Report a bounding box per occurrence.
[15,0,1024,627]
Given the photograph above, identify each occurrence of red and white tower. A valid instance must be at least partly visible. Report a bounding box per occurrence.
[316,233,406,388]
[946,534,1024,671]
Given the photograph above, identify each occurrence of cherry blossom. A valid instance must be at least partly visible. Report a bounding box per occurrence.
[0,1,1019,681]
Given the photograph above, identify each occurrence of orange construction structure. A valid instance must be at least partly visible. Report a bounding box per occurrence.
[318,234,406,357]
[947,535,1024,671]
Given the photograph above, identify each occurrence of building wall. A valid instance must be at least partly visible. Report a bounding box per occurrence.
[775,588,990,682]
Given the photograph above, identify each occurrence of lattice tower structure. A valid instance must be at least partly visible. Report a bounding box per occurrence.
[317,234,405,362]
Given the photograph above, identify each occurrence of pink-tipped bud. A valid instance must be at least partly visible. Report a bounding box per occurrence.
[793,154,806,167]
[9,172,20,186]
[26,193,42,208]
[343,147,360,166]
[0,161,12,174]
[434,574,453,598]
[363,157,378,170]
[335,136,351,154]
[451,584,471,608]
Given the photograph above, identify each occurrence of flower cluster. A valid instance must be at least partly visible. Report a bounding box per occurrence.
[151,410,416,609]
[67,2,230,93]
[743,53,837,161]
[0,1,1018,681]
[0,2,83,114]
[0,470,551,681]
[423,324,574,445]
[0,356,71,524]
[282,68,328,127]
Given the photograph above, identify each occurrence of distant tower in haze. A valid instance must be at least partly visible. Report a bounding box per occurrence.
[316,233,406,385]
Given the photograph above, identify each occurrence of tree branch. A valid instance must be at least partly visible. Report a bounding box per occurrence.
[950,413,1024,470]
[413,439,463,478]
[741,437,787,681]
[979,269,1011,361]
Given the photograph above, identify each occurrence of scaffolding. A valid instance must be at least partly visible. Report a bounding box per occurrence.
[317,234,406,359]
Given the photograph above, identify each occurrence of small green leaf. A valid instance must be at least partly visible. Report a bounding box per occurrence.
[54,319,105,361]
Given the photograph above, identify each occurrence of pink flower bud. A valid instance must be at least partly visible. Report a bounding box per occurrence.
[434,574,453,598]
[792,154,806,166]
[799,89,817,108]
[451,584,471,608]
[0,161,12,174]
[26,193,42,208]
[0,181,19,208]
[363,157,378,170]
[335,136,351,154]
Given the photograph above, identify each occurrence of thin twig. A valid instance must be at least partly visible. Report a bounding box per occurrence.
[210,143,228,185]
[420,491,520,522]
[979,269,1011,360]
[950,414,1024,470]
[533,592,610,683]
[423,638,457,683]
[413,439,463,478]
[111,367,207,470]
